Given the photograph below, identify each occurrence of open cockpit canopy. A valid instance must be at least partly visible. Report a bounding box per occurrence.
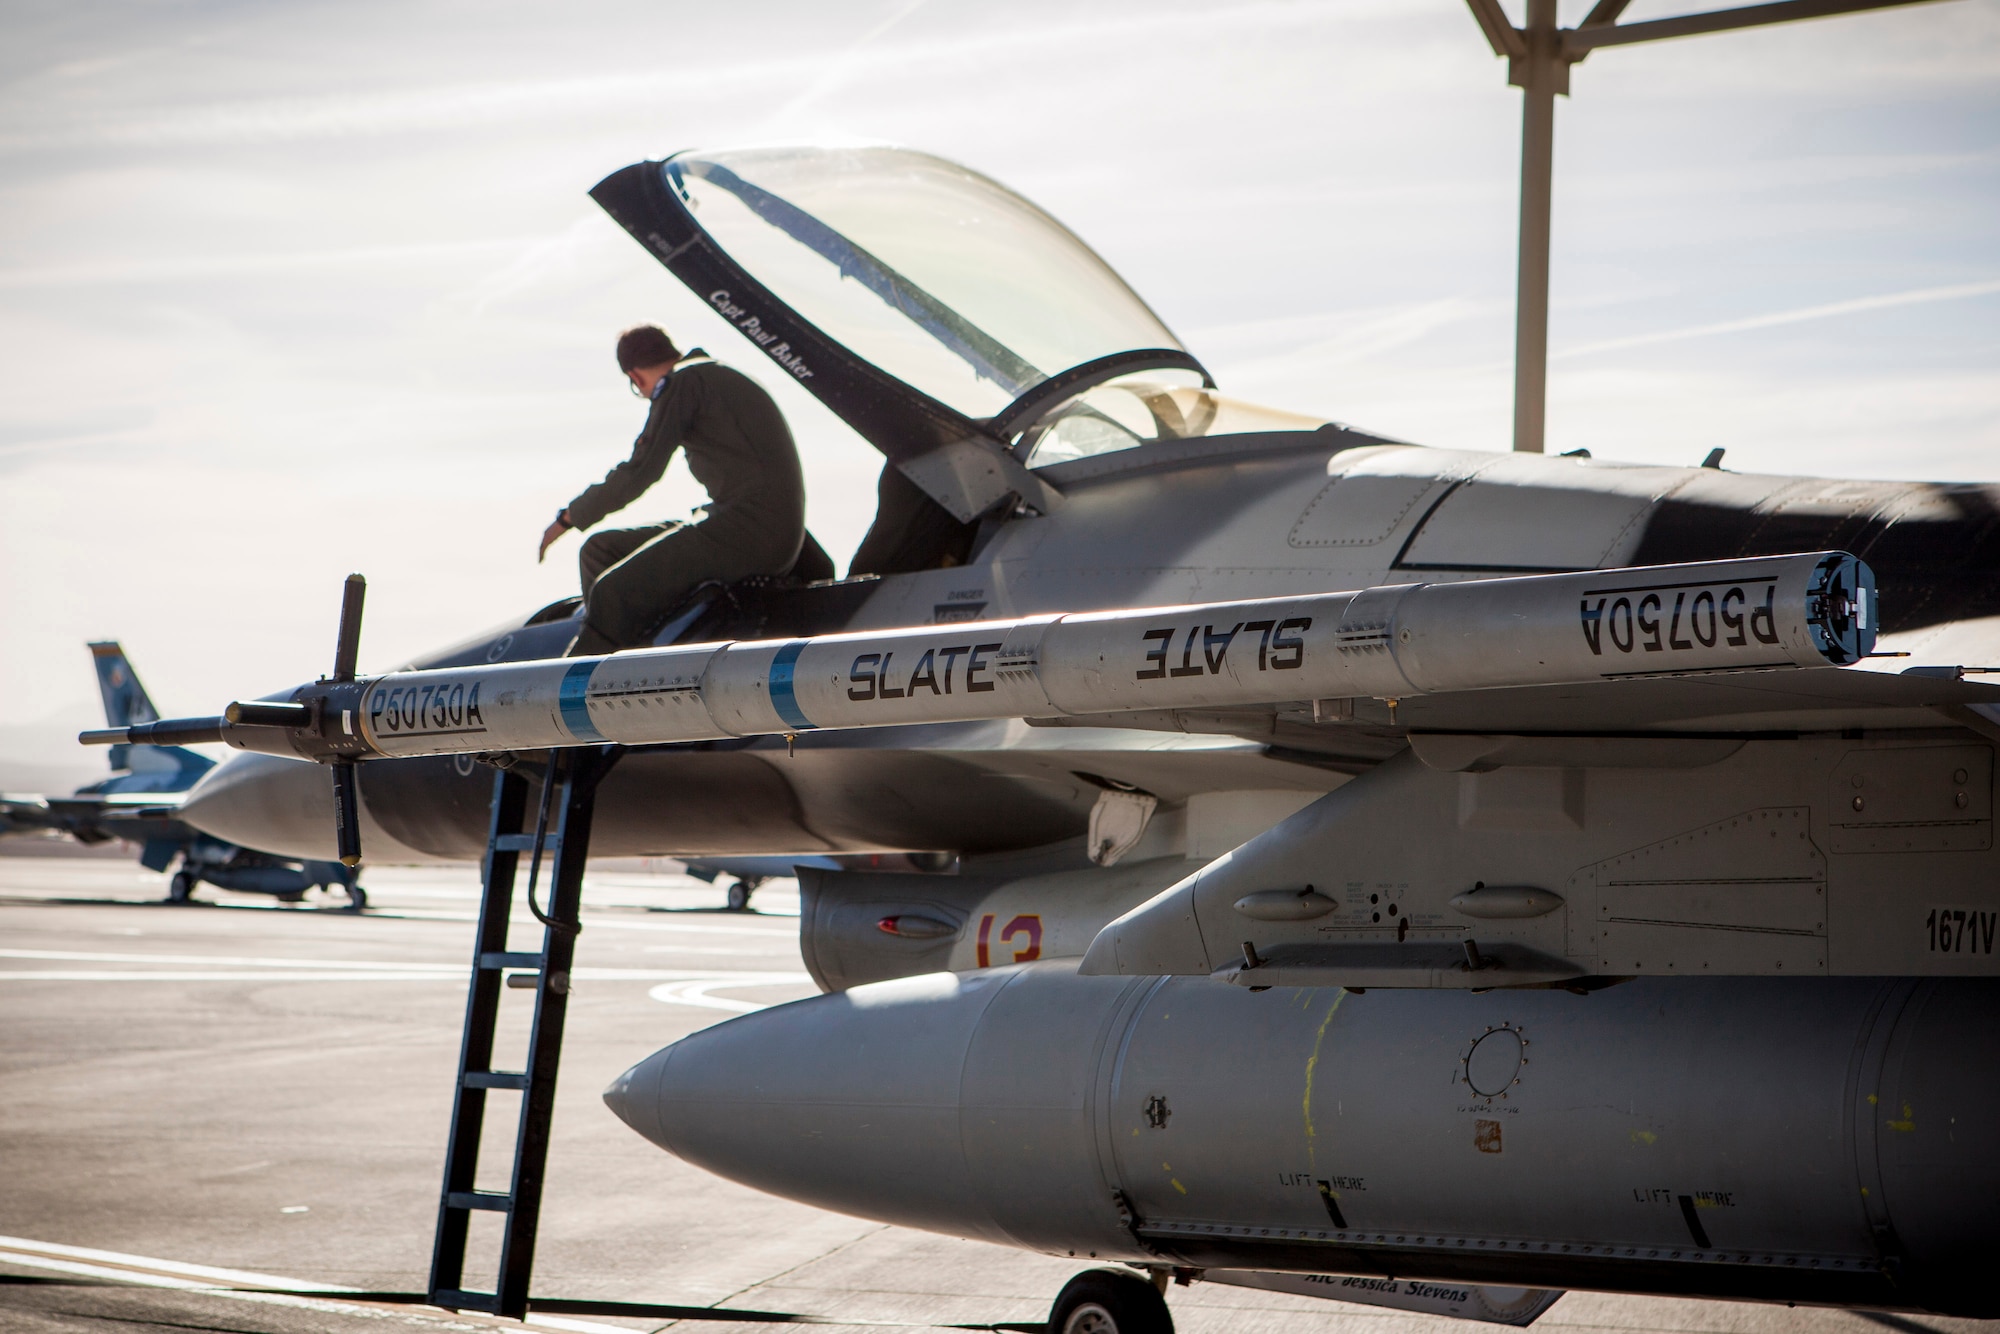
[668,147,1184,420]
[591,146,1327,518]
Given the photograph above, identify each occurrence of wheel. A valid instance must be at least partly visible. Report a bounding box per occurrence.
[167,872,196,904]
[345,884,368,912]
[725,880,753,912]
[1047,1269,1172,1334]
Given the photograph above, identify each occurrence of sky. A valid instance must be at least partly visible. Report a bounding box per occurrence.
[2,0,1996,786]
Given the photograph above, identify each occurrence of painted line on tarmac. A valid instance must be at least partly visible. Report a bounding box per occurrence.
[0,971,469,982]
[0,1234,638,1333]
[0,1235,993,1330]
[0,949,814,987]
[0,968,813,984]
[0,893,798,929]
[0,947,477,971]
[341,905,802,933]
[648,974,813,1013]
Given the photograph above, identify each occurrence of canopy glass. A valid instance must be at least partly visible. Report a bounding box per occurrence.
[665,147,1186,421]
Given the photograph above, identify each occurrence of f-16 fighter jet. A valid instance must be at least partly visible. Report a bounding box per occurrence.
[109,146,1999,1328]
[3,643,361,906]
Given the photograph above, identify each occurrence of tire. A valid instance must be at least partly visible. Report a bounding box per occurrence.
[167,872,195,904]
[346,885,368,912]
[1047,1269,1172,1334]
[725,880,753,912]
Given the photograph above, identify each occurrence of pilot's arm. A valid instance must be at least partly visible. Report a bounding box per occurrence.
[539,375,699,560]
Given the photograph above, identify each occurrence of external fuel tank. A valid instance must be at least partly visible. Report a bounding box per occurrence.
[605,964,1999,1317]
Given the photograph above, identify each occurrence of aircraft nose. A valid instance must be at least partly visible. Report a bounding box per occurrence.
[179,750,435,862]
[180,751,339,859]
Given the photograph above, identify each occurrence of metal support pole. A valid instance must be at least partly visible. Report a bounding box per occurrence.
[1471,0,1947,454]
[1511,0,1561,454]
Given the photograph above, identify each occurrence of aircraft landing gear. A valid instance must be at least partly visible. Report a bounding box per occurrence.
[345,884,368,912]
[167,871,197,904]
[725,878,759,912]
[1048,1269,1173,1334]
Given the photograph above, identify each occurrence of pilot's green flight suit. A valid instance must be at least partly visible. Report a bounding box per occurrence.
[566,352,805,656]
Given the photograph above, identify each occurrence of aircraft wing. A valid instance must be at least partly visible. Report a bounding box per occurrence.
[0,791,187,845]
[0,794,60,837]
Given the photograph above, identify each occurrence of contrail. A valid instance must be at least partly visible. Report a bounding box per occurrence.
[1554,277,2000,360]
[760,0,934,127]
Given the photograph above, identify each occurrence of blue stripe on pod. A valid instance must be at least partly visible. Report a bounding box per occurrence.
[767,640,817,731]
[558,660,607,742]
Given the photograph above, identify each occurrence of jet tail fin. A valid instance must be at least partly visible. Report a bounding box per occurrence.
[88,642,162,728]
[82,642,214,793]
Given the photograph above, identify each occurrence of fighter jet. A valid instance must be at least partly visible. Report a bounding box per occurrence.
[112,146,1999,1326]
[3,643,364,906]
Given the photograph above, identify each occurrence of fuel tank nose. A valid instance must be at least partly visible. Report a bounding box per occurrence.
[178,749,439,862]
[601,1053,667,1147]
[607,965,1146,1252]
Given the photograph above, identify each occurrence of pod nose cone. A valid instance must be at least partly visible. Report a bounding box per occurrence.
[602,965,1146,1259]
[602,1048,669,1148]
[605,971,1017,1237]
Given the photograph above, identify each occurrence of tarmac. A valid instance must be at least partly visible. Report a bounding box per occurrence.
[0,856,1992,1334]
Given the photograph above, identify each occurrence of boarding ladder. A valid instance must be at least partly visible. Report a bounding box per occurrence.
[427,746,620,1319]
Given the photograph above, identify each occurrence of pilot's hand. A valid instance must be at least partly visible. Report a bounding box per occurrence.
[538,513,571,563]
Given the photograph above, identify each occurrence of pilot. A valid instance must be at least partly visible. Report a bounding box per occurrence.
[539,325,807,655]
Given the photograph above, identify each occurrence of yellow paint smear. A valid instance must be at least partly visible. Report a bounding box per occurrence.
[1302,990,1348,1170]
[1630,1130,1658,1146]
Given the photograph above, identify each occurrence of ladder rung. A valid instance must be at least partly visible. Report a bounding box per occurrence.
[462,1070,528,1090]
[446,1191,514,1213]
[492,833,561,853]
[431,1288,500,1313]
[478,951,543,970]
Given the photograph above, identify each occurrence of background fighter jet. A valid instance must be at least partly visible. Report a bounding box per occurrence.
[131,144,2000,1325]
[3,643,364,907]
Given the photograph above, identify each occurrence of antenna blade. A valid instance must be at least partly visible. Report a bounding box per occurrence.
[332,760,362,867]
[332,574,366,683]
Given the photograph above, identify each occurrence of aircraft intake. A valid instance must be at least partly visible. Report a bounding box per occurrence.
[84,552,1875,765]
[603,962,1998,1318]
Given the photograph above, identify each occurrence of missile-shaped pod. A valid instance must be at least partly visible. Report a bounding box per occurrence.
[92,552,1874,763]
[605,963,1996,1317]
